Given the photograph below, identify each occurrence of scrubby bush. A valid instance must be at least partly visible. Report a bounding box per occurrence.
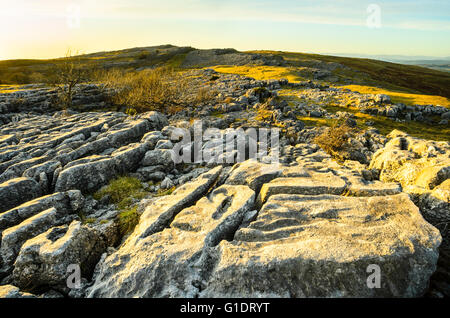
[97,66,188,114]
[314,121,357,159]
[96,66,217,114]
[194,86,217,105]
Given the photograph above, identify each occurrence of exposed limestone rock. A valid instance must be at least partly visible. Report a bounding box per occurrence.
[0,156,49,182]
[406,180,450,224]
[13,221,106,292]
[0,71,447,299]
[201,194,441,297]
[139,111,169,131]
[0,135,18,145]
[1,208,75,269]
[22,160,62,192]
[133,166,223,241]
[345,176,402,196]
[225,159,282,192]
[0,190,84,233]
[370,131,450,191]
[112,142,150,174]
[87,184,255,298]
[103,119,150,147]
[258,172,347,204]
[281,165,310,177]
[0,177,42,213]
[54,158,118,193]
[0,285,36,298]
[140,149,175,169]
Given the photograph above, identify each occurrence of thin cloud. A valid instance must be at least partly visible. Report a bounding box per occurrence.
[1,0,449,31]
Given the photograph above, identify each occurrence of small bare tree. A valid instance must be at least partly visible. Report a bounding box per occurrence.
[49,49,86,111]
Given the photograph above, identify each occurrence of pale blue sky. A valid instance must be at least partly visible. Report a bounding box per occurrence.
[0,0,449,60]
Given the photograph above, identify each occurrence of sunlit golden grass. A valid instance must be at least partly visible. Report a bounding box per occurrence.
[340,84,450,107]
[248,50,450,99]
[210,65,305,83]
[279,90,450,142]
[0,84,39,93]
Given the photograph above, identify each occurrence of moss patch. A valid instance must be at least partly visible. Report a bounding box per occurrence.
[117,207,140,237]
[93,176,148,236]
[93,176,146,206]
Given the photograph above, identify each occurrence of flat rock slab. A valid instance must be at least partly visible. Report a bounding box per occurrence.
[1,207,73,269]
[0,285,36,298]
[133,166,223,242]
[0,190,83,233]
[0,177,42,213]
[54,158,118,193]
[346,176,402,196]
[201,193,441,297]
[258,172,347,204]
[13,221,106,291]
[87,184,255,298]
[225,159,282,193]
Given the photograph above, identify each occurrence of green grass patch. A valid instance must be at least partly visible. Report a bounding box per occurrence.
[77,211,97,225]
[93,176,146,206]
[210,110,224,118]
[117,206,140,237]
[211,65,305,83]
[155,186,176,197]
[166,52,188,69]
[93,176,149,236]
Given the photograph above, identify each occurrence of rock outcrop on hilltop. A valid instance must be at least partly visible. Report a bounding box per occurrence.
[0,68,448,298]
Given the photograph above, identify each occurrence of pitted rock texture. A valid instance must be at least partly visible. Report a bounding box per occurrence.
[13,221,107,292]
[0,284,36,298]
[134,166,223,242]
[84,155,442,298]
[201,194,441,297]
[0,67,448,298]
[87,184,255,298]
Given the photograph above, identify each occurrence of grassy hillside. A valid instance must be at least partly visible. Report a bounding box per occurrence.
[0,45,194,84]
[2,45,450,101]
[249,50,450,99]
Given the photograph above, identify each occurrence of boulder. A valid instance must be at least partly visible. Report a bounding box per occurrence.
[112,142,150,174]
[87,184,255,298]
[0,285,36,298]
[1,208,74,269]
[139,111,168,131]
[140,149,175,169]
[13,221,106,292]
[0,190,83,233]
[105,119,150,147]
[370,132,450,191]
[258,172,347,204]
[225,159,282,193]
[54,158,118,193]
[201,193,441,297]
[0,177,42,213]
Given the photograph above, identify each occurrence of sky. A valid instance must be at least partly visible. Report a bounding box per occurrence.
[0,0,449,60]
